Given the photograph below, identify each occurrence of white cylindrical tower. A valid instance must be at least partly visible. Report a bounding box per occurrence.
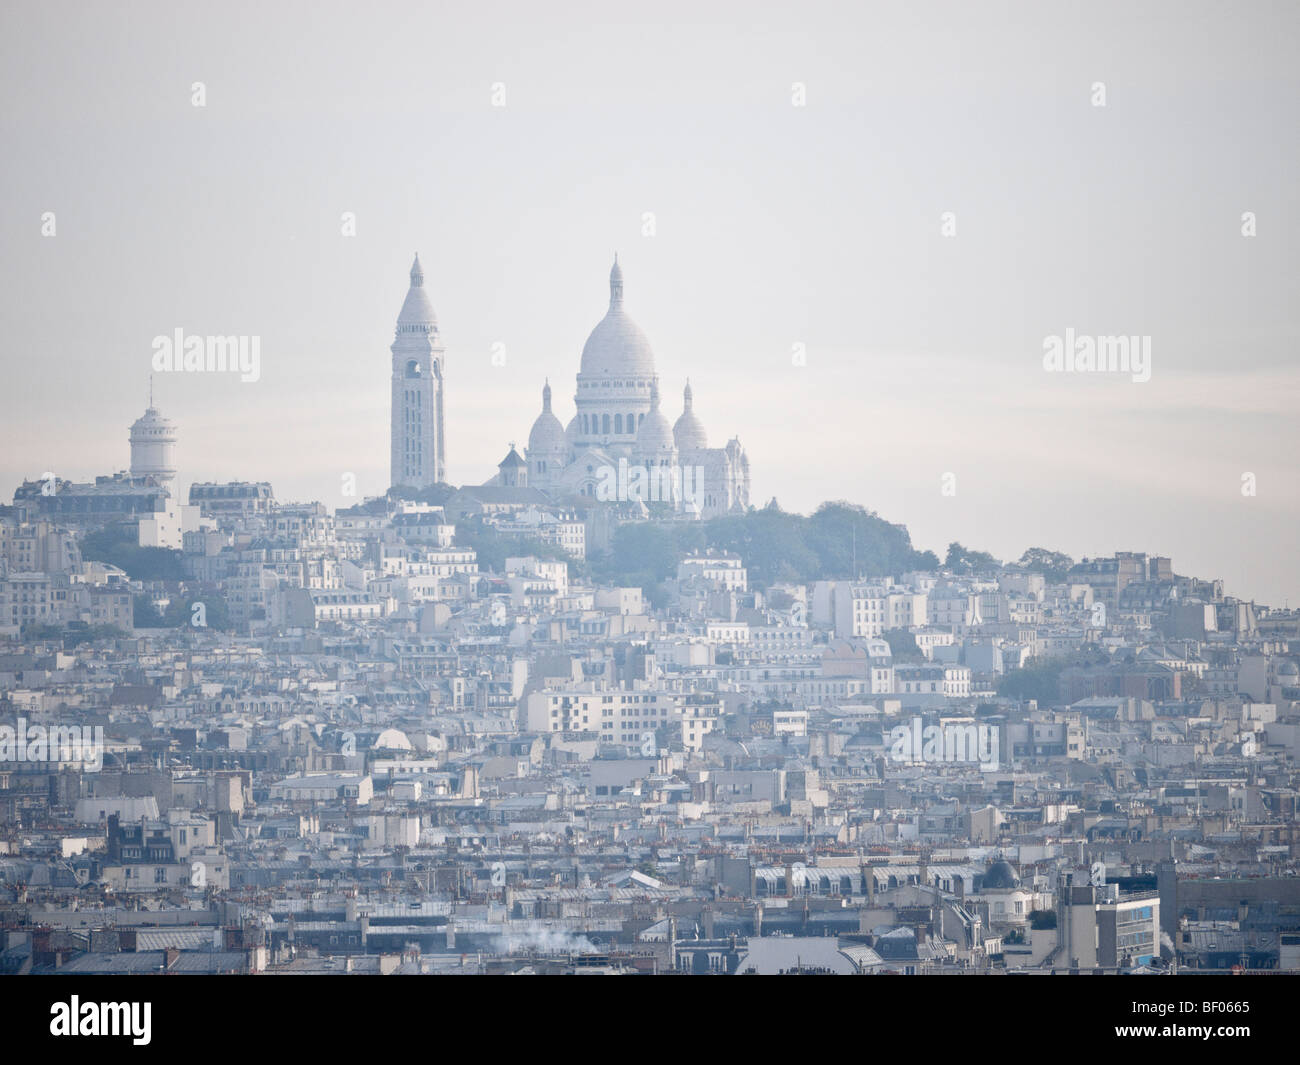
[129,404,179,495]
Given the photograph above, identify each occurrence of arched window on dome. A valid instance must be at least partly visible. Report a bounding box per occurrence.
[602,414,610,435]
[614,413,623,434]
[638,413,645,427]
[582,414,589,433]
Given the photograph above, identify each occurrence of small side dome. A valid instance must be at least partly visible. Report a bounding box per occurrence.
[374,728,413,751]
[982,860,1021,891]
[636,380,676,457]
[673,380,708,451]
[528,380,565,454]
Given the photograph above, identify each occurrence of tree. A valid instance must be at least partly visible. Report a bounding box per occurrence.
[79,527,185,581]
[608,523,678,583]
[912,549,941,571]
[20,623,64,641]
[454,518,581,577]
[806,501,918,579]
[589,523,677,600]
[133,595,164,628]
[997,659,1065,703]
[767,589,796,612]
[881,628,924,662]
[997,649,1110,704]
[162,593,232,631]
[584,502,938,593]
[1017,547,1075,583]
[944,541,999,574]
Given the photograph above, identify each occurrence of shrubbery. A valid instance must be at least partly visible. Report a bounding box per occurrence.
[591,501,938,593]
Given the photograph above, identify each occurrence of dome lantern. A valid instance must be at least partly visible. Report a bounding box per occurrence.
[609,254,623,308]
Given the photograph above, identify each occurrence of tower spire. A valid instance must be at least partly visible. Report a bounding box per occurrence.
[542,378,552,413]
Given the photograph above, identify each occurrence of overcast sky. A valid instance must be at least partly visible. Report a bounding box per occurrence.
[2,0,1296,604]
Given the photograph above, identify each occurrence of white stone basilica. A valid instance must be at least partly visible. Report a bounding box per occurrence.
[518,258,750,518]
[388,253,750,516]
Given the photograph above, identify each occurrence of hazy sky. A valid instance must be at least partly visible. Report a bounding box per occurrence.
[2,1,1296,604]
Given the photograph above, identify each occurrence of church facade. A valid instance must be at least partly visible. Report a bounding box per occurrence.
[520,258,750,519]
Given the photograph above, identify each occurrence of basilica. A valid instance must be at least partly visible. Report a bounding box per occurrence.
[390,254,750,518]
[517,257,750,518]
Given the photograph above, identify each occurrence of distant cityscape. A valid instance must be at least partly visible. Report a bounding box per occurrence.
[1,252,1297,977]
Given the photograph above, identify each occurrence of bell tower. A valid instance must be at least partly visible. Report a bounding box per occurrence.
[390,253,446,488]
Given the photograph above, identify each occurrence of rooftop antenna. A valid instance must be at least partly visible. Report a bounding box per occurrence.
[148,374,153,408]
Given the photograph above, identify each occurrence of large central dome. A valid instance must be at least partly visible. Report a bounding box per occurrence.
[579,258,656,377]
